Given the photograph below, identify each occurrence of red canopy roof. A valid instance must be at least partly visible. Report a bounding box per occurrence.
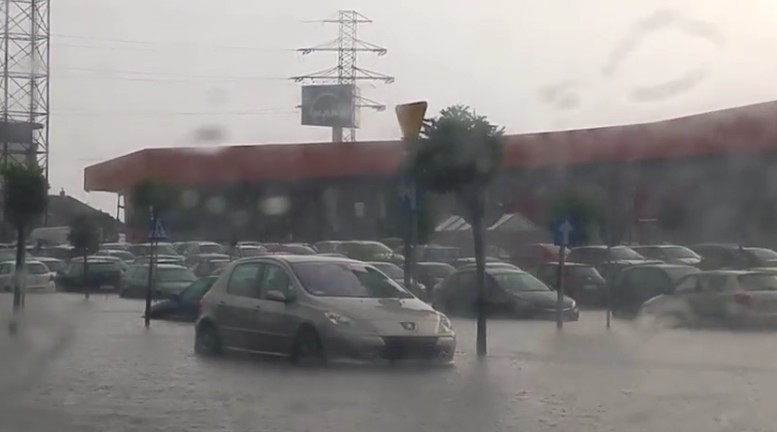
[84,100,777,193]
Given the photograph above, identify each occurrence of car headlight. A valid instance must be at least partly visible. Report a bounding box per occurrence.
[324,311,354,327]
[570,299,577,309]
[437,313,453,334]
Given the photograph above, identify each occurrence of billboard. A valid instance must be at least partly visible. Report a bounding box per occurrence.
[301,84,356,128]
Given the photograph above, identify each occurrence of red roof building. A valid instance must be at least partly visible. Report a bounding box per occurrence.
[84,101,777,244]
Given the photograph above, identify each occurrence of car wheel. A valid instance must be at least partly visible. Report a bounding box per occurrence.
[291,326,325,365]
[194,322,222,356]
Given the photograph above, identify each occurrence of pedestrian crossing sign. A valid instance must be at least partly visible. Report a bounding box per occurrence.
[149,217,168,242]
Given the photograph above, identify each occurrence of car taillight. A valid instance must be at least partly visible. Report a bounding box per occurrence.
[734,292,752,306]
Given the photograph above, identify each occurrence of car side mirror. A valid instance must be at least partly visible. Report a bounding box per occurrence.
[265,290,291,303]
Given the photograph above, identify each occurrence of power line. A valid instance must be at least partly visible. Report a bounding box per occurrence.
[55,66,289,81]
[52,33,296,52]
[50,108,298,117]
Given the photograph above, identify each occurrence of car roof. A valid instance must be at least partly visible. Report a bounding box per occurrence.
[417,261,455,267]
[192,253,230,258]
[541,261,591,267]
[235,255,364,265]
[695,270,761,276]
[625,263,698,270]
[367,261,399,267]
[130,263,188,269]
[632,244,687,249]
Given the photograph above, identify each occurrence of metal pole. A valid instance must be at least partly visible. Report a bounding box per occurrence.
[144,211,155,328]
[556,244,566,329]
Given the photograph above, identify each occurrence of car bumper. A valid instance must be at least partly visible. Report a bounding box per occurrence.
[324,332,456,362]
[538,307,580,321]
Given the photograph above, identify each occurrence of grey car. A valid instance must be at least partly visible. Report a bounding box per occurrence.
[195,255,456,363]
[641,270,777,326]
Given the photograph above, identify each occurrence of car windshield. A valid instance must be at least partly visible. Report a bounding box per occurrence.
[493,272,551,292]
[739,274,777,291]
[292,261,413,298]
[371,263,404,279]
[746,248,777,260]
[40,260,64,272]
[663,246,700,259]
[664,266,701,282]
[157,268,196,282]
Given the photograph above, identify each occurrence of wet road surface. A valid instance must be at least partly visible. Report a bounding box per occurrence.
[1,293,777,431]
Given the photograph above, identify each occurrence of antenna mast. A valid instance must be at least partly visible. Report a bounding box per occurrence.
[293,10,393,142]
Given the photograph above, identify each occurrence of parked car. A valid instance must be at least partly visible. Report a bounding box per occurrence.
[120,264,197,299]
[432,266,578,320]
[509,243,565,272]
[57,257,125,292]
[640,270,777,326]
[611,264,700,318]
[265,243,318,255]
[451,256,504,268]
[132,254,186,266]
[313,241,343,254]
[690,244,777,270]
[534,262,607,305]
[413,245,463,266]
[415,262,456,295]
[147,276,217,322]
[36,245,77,261]
[188,253,231,278]
[367,261,427,298]
[195,256,455,363]
[179,241,225,256]
[567,245,654,280]
[128,242,180,258]
[99,242,131,251]
[338,240,403,264]
[0,260,55,293]
[631,245,701,266]
[34,256,66,275]
[96,249,136,262]
[230,244,268,258]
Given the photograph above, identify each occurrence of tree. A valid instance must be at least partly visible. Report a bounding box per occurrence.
[405,105,504,357]
[68,214,100,299]
[1,163,47,328]
[548,187,606,245]
[130,178,178,327]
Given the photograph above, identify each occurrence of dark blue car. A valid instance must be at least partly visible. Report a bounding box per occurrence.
[147,276,217,322]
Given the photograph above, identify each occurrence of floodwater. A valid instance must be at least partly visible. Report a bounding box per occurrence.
[1,294,776,432]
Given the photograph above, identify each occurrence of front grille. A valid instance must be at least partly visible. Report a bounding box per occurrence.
[382,336,439,360]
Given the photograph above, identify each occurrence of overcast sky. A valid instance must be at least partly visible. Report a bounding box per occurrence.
[52,0,777,213]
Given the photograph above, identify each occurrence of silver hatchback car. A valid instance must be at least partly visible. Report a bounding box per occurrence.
[195,255,456,363]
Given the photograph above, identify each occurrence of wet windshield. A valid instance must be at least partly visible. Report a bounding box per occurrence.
[292,262,412,298]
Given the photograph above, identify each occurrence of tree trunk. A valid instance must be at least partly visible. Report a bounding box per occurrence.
[83,252,90,300]
[13,223,25,312]
[471,192,487,357]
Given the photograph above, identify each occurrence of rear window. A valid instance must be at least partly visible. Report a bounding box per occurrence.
[421,264,455,278]
[199,244,223,254]
[739,274,777,291]
[569,248,606,261]
[157,268,196,282]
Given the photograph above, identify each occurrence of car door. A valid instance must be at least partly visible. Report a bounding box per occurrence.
[255,263,300,355]
[695,274,730,318]
[219,261,265,351]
